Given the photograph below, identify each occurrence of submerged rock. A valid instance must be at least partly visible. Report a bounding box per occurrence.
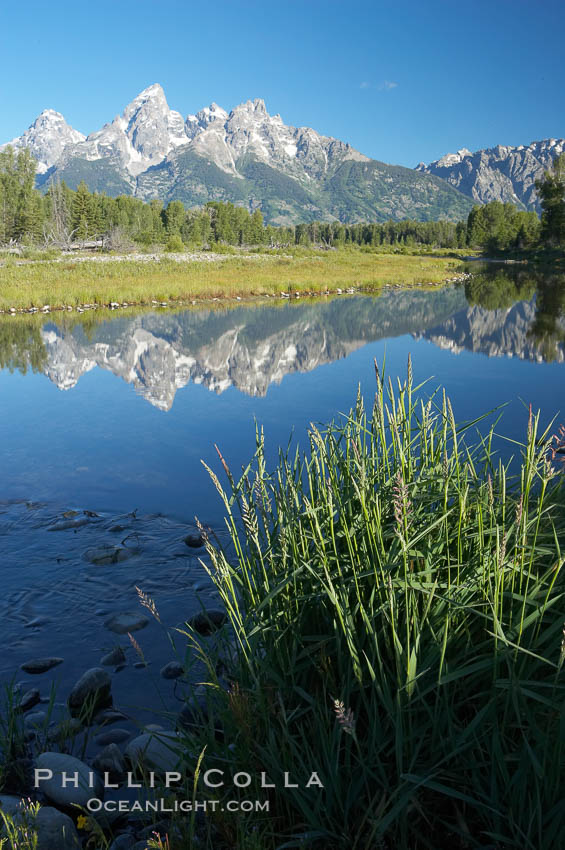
[160,661,184,680]
[24,616,51,628]
[94,708,128,726]
[68,668,112,717]
[47,716,82,742]
[35,752,102,808]
[187,608,227,635]
[92,743,126,783]
[21,657,63,674]
[184,532,204,548]
[100,646,126,666]
[48,517,89,531]
[83,545,132,565]
[24,710,47,730]
[95,727,131,746]
[104,613,149,635]
[19,688,41,713]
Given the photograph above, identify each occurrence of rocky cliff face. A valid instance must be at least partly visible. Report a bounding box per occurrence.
[416,139,565,211]
[2,84,473,223]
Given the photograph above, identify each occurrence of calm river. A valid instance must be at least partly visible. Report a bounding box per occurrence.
[0,263,563,725]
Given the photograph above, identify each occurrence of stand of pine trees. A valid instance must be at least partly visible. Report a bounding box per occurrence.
[1,144,564,254]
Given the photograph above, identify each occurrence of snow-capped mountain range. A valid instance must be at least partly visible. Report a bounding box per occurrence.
[417,139,565,211]
[3,83,562,221]
[2,84,367,182]
[0,84,473,224]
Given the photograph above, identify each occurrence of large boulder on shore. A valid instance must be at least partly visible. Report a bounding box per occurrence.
[35,752,103,809]
[36,806,81,849]
[125,731,180,772]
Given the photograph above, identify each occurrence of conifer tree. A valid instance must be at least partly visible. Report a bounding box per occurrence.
[536,153,565,248]
[71,181,95,241]
[149,199,165,242]
[164,200,185,235]
[249,209,264,244]
[0,146,39,242]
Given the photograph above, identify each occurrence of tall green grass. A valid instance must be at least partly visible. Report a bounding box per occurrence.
[185,361,565,849]
[0,252,460,310]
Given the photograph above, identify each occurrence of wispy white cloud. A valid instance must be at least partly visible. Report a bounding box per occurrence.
[360,81,370,89]
[379,80,398,91]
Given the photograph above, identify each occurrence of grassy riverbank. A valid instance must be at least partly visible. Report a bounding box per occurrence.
[178,366,565,849]
[0,249,464,311]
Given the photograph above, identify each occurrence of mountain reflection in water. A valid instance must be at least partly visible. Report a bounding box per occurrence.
[1,266,564,410]
[1,264,564,520]
[0,265,563,727]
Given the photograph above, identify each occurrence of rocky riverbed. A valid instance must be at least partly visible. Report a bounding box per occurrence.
[0,499,231,847]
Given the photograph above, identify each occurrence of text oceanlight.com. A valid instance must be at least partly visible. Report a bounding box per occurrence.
[86,798,271,813]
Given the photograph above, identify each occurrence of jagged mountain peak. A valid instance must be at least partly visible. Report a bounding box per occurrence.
[185,102,229,135]
[74,84,190,177]
[36,108,66,121]
[121,83,171,123]
[134,82,166,99]
[435,147,472,168]
[418,138,565,210]
[0,108,85,174]
[206,101,227,117]
[232,98,268,115]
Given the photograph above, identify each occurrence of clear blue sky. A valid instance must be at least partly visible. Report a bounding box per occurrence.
[1,0,563,167]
